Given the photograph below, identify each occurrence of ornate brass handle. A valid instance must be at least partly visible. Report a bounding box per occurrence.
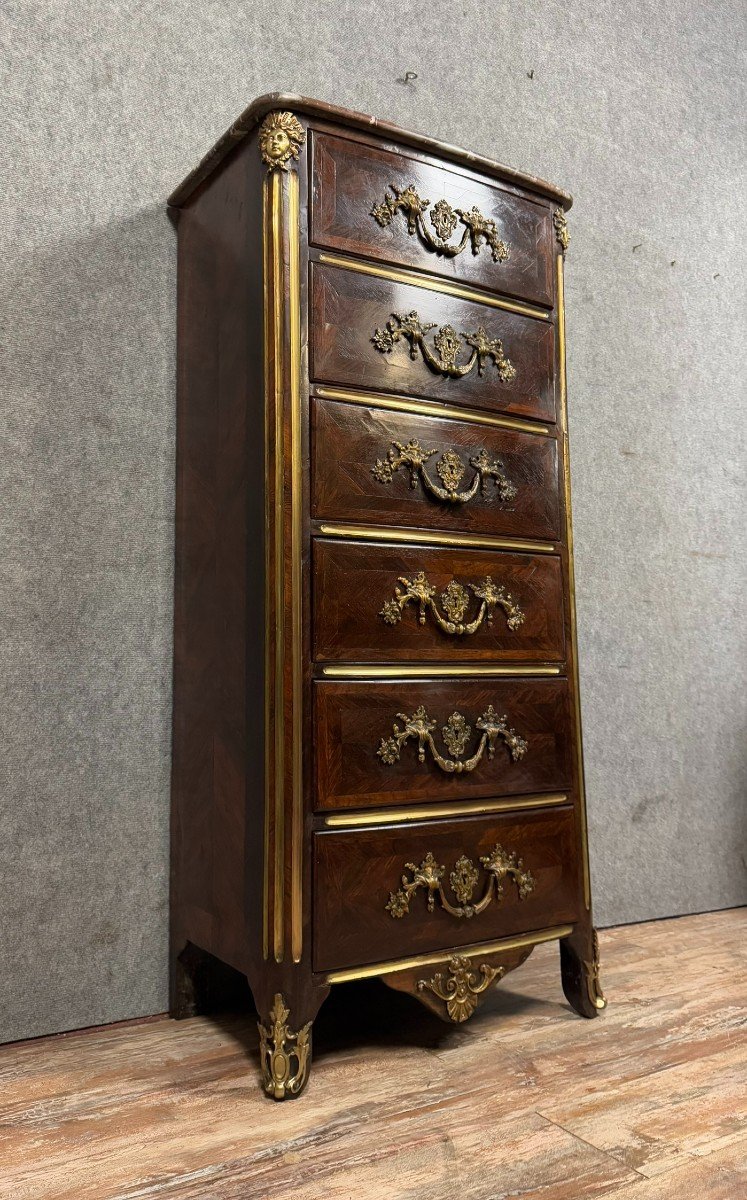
[380,571,525,635]
[371,183,510,264]
[372,440,517,504]
[386,842,535,919]
[372,311,516,382]
[377,704,528,773]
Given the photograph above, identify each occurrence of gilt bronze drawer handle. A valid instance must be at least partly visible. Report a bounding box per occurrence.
[370,183,510,264]
[380,571,525,636]
[417,956,506,1021]
[377,704,528,773]
[372,310,517,382]
[386,842,535,920]
[372,440,517,504]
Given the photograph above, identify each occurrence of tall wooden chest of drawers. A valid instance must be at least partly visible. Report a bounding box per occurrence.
[168,94,606,1100]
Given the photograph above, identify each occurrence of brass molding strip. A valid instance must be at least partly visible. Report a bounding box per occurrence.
[269,170,285,963]
[557,253,591,911]
[317,523,557,555]
[314,386,553,437]
[262,178,271,961]
[265,168,305,963]
[322,793,570,827]
[320,663,562,679]
[318,251,552,321]
[325,924,574,984]
[289,170,304,964]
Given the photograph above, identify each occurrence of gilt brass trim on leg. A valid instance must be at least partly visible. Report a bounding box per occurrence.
[560,927,607,1018]
[258,993,312,1100]
[262,178,272,961]
[584,929,607,1010]
[273,171,286,963]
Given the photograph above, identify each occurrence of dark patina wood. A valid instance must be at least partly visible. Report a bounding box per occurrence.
[313,539,565,663]
[169,95,604,1100]
[310,130,555,307]
[311,395,561,540]
[312,807,578,971]
[170,138,263,991]
[310,258,557,422]
[168,94,573,210]
[314,678,574,809]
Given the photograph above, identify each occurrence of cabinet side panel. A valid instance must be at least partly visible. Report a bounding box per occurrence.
[171,140,265,978]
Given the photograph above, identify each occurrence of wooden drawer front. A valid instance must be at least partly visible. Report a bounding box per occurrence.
[313,539,565,663]
[311,396,561,540]
[313,806,578,971]
[311,131,554,308]
[315,679,573,810]
[310,261,556,424]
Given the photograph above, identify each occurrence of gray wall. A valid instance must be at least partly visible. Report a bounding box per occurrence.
[1,0,745,1044]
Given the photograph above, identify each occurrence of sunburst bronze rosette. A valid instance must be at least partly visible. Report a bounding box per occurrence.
[259,111,305,171]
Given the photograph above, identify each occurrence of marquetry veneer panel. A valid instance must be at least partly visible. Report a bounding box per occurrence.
[169,94,604,1102]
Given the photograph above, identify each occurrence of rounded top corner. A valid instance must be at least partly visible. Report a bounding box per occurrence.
[167,94,573,211]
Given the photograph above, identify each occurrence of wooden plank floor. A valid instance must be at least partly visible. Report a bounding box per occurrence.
[0,910,745,1199]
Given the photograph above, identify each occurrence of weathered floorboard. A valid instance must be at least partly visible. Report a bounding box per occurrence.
[0,910,744,1199]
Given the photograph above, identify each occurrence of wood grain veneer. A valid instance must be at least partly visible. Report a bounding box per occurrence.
[169,96,604,1101]
[312,538,566,663]
[2,913,740,1197]
[310,130,555,306]
[311,394,562,539]
[310,258,557,422]
[313,806,578,971]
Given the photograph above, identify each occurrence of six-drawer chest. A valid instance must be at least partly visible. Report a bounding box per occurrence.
[168,94,606,1100]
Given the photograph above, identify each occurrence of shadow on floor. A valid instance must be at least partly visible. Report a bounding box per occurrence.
[198,968,564,1071]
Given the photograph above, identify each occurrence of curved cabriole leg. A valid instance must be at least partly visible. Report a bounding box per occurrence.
[250,970,329,1100]
[257,993,314,1100]
[560,926,607,1018]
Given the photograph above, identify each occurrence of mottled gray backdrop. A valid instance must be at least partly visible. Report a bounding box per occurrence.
[1,1,745,1043]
